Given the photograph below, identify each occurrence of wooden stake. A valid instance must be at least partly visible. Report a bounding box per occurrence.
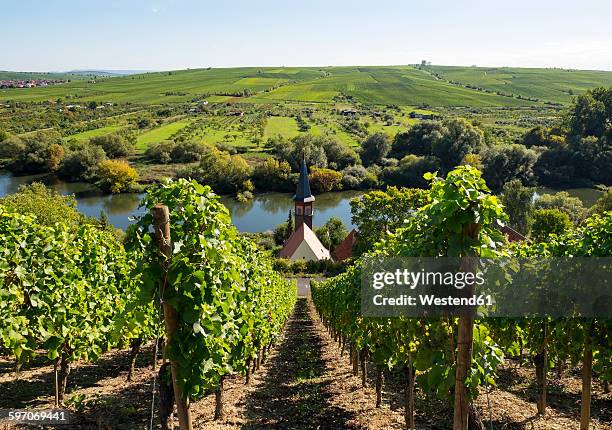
[214,375,225,420]
[453,225,480,430]
[152,204,193,430]
[580,321,594,430]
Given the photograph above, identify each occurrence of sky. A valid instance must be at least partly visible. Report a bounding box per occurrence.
[3,0,612,72]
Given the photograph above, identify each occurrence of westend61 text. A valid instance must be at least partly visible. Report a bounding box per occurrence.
[372,294,494,307]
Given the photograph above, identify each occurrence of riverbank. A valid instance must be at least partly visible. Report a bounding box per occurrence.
[0,170,604,231]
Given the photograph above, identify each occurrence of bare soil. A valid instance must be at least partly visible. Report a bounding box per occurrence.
[0,298,610,429]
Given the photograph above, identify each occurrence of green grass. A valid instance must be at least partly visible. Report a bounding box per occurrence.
[264,117,301,139]
[3,65,610,107]
[135,119,192,152]
[63,125,125,142]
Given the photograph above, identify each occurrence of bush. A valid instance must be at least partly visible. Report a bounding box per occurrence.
[90,134,133,158]
[97,160,139,193]
[0,182,83,226]
[591,189,612,214]
[530,208,573,242]
[533,191,587,224]
[170,140,209,163]
[59,145,107,182]
[236,190,254,202]
[309,167,342,193]
[145,141,174,163]
[341,165,378,189]
[6,130,65,174]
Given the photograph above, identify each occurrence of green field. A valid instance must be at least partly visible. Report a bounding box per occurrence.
[264,117,301,139]
[63,124,125,142]
[426,65,612,103]
[135,119,192,152]
[3,65,611,107]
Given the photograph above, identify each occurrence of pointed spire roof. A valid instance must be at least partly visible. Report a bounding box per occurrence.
[294,157,315,202]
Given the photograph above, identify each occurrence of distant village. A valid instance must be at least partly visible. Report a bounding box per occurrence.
[0,79,66,89]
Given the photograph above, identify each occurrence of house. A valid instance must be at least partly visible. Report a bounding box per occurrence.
[279,158,331,262]
[332,229,358,261]
[340,109,358,116]
[409,111,438,120]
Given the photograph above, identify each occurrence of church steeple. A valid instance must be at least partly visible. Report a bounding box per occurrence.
[293,157,315,230]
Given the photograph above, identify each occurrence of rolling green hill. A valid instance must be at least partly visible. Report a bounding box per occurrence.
[0,71,90,81]
[426,65,612,104]
[1,65,611,107]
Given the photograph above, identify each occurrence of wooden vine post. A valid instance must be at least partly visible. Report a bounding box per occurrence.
[152,204,194,430]
[580,320,594,430]
[453,224,480,430]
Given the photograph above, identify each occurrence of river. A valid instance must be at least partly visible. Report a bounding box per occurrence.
[0,172,603,232]
[0,172,363,232]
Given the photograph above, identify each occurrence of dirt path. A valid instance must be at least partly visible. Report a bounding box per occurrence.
[192,297,404,429]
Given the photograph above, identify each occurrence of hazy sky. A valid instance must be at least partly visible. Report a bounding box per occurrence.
[4,0,612,71]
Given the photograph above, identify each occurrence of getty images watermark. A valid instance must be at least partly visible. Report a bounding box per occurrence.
[361,257,612,318]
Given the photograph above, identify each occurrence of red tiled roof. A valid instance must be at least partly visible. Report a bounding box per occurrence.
[500,225,528,243]
[279,223,331,260]
[332,229,358,261]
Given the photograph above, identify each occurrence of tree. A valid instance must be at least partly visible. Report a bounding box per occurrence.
[319,136,360,170]
[432,118,485,170]
[534,191,587,224]
[273,218,293,245]
[145,141,175,163]
[309,167,342,193]
[530,208,573,242]
[360,132,391,166]
[269,134,328,170]
[341,165,379,190]
[170,140,209,163]
[7,130,64,174]
[90,134,133,158]
[315,217,348,250]
[59,145,107,182]
[591,189,612,214]
[0,182,83,226]
[533,148,577,187]
[390,121,445,159]
[252,158,293,191]
[569,136,612,185]
[567,90,608,138]
[381,154,440,188]
[481,144,539,191]
[97,160,139,193]
[180,144,252,194]
[500,179,534,234]
[350,187,428,255]
[46,143,65,172]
